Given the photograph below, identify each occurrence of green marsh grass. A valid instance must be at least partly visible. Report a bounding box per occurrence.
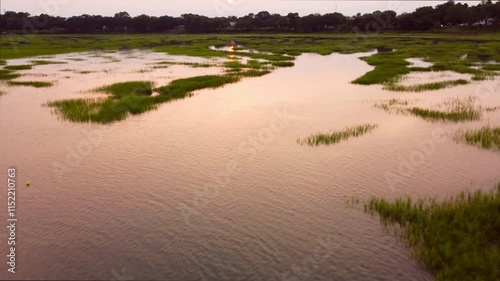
[377,97,483,122]
[155,74,240,100]
[4,65,33,70]
[49,71,265,123]
[298,124,379,146]
[0,69,21,80]
[31,60,67,65]
[456,126,500,151]
[482,64,500,71]
[223,61,246,69]
[156,61,213,68]
[246,60,266,69]
[2,34,499,92]
[365,185,500,281]
[270,61,295,67]
[408,97,482,122]
[384,79,469,92]
[7,81,54,88]
[99,81,154,96]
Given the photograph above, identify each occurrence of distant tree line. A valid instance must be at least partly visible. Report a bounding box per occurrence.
[0,0,499,33]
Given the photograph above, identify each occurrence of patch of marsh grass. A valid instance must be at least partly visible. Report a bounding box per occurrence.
[365,185,500,281]
[375,99,410,112]
[31,60,67,65]
[4,65,33,71]
[0,60,6,66]
[298,124,379,146]
[155,74,240,100]
[270,61,295,67]
[49,72,265,123]
[455,126,500,151]
[224,61,246,69]
[409,97,481,122]
[377,97,483,122]
[7,81,53,88]
[66,58,86,61]
[99,81,154,97]
[384,79,468,92]
[236,69,271,77]
[481,64,500,71]
[157,61,213,68]
[0,69,21,80]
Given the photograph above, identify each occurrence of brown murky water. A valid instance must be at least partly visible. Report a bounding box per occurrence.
[0,50,499,281]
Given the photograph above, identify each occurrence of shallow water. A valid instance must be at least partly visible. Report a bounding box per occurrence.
[406,58,433,68]
[1,50,499,281]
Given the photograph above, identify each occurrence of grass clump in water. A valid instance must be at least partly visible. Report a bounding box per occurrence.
[375,99,410,112]
[4,65,33,70]
[365,185,500,281]
[384,79,468,92]
[223,61,246,70]
[0,69,21,80]
[298,124,378,146]
[7,81,53,88]
[156,74,240,101]
[270,61,295,67]
[156,61,213,68]
[99,81,153,96]
[49,72,263,123]
[455,126,500,151]
[408,97,482,122]
[481,64,500,71]
[31,60,67,65]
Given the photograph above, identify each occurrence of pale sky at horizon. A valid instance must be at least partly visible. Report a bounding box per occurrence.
[0,0,481,17]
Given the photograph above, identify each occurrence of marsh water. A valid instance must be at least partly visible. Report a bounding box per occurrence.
[1,50,499,281]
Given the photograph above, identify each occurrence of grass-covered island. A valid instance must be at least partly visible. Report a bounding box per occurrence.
[364,184,500,281]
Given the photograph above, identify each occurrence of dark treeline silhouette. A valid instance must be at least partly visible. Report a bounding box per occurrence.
[1,0,499,33]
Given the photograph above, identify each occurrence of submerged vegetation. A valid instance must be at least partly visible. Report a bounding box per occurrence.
[375,98,410,112]
[384,79,469,92]
[7,81,54,88]
[455,126,500,151]
[298,124,378,146]
[156,61,214,68]
[365,185,500,281]
[31,60,67,65]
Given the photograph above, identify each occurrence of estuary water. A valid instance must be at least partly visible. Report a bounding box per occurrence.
[0,50,499,281]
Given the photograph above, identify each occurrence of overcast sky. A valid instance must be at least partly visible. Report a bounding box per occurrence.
[1,0,480,17]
